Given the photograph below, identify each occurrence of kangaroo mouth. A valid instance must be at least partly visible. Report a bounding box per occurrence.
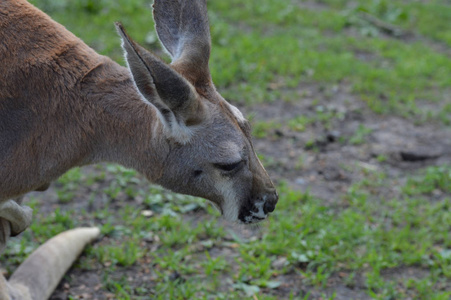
[209,197,269,224]
[238,201,268,224]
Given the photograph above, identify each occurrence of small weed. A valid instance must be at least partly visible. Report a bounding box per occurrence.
[252,120,281,138]
[29,208,76,241]
[288,116,310,132]
[349,124,373,145]
[202,251,228,276]
[295,154,306,170]
[95,240,143,267]
[376,154,388,162]
[55,168,84,203]
[403,165,451,195]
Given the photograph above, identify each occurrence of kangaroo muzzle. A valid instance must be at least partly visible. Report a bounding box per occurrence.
[238,190,279,224]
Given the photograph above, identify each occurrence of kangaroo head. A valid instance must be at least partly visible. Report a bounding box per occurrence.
[115,0,278,224]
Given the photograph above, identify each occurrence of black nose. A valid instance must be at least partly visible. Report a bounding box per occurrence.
[263,191,278,213]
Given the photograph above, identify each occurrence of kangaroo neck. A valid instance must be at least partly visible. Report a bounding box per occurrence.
[82,59,170,182]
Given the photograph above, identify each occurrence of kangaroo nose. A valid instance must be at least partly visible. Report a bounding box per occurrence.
[263,191,278,214]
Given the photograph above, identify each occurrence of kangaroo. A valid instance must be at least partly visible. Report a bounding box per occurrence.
[0,0,278,298]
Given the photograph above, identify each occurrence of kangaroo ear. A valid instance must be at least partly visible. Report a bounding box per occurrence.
[116,23,204,143]
[153,0,211,87]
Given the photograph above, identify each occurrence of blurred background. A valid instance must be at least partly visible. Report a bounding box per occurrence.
[3,0,451,299]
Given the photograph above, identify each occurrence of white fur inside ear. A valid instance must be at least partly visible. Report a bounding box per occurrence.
[226,103,246,123]
[168,118,195,144]
[165,83,200,144]
[150,106,195,145]
[123,58,195,144]
[119,34,197,145]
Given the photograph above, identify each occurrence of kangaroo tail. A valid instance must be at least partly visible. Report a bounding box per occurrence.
[1,227,100,300]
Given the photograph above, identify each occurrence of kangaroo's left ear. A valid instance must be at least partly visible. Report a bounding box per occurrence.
[116,23,205,144]
[153,0,212,87]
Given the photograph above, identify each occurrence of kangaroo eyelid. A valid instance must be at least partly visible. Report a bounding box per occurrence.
[214,161,243,172]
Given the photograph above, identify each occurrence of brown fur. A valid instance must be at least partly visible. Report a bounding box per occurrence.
[0,0,164,199]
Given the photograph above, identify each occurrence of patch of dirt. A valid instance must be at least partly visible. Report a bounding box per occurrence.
[241,83,451,203]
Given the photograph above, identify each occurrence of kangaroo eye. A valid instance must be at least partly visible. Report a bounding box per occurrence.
[215,161,243,172]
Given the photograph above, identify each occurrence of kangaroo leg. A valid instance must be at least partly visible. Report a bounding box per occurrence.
[0,198,33,238]
[0,218,12,255]
[0,210,12,299]
[0,224,11,300]
[0,198,32,299]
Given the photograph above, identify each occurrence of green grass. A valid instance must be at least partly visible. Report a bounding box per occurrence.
[3,0,451,299]
[5,165,451,298]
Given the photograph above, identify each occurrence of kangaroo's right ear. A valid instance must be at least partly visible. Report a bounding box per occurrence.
[115,22,205,144]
